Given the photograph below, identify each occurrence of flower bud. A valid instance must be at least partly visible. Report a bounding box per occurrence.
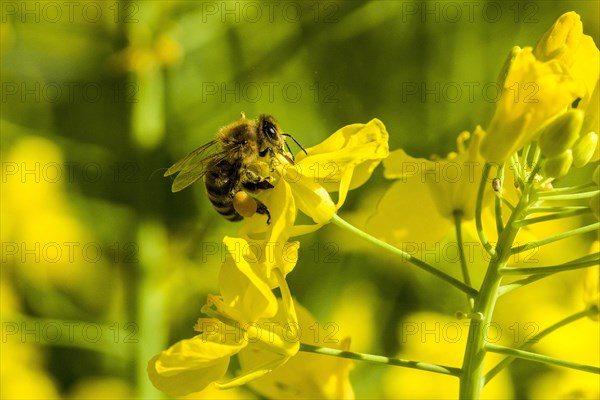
[543,150,573,178]
[572,131,599,167]
[538,110,584,157]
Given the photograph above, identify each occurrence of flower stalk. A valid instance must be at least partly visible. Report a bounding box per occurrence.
[330,214,478,298]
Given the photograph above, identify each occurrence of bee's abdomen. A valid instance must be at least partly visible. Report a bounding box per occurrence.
[204,162,243,222]
[207,192,242,221]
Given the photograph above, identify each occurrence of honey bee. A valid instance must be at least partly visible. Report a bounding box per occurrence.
[164,113,302,224]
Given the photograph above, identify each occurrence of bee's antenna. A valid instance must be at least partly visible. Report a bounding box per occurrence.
[282,133,308,156]
[284,141,295,162]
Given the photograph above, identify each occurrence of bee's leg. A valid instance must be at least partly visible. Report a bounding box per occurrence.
[243,170,274,191]
[255,199,271,225]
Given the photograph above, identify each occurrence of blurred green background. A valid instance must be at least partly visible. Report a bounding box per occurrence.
[2,1,599,399]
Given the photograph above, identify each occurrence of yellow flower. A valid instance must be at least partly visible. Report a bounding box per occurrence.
[241,119,389,239]
[534,11,599,107]
[148,307,305,396]
[213,237,281,322]
[385,126,487,221]
[480,46,581,164]
[237,301,355,399]
[367,127,488,250]
[534,11,600,167]
[148,236,300,396]
[147,320,248,397]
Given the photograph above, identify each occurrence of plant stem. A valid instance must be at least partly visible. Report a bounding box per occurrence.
[512,208,591,227]
[454,211,474,309]
[498,253,600,295]
[494,164,505,235]
[500,258,599,275]
[459,176,532,399]
[535,183,595,194]
[526,206,589,214]
[330,214,477,297]
[511,222,600,255]
[484,308,595,384]
[299,343,462,377]
[485,343,600,374]
[537,190,599,201]
[476,163,497,256]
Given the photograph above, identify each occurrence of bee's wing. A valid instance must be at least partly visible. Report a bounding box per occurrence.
[164,140,223,192]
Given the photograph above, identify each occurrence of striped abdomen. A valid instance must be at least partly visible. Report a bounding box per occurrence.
[204,159,243,222]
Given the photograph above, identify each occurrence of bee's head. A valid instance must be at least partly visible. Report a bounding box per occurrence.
[258,114,286,155]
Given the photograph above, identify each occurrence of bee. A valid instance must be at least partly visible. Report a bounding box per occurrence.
[164,113,302,224]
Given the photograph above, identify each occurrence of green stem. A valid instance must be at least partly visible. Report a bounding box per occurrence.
[485,343,600,374]
[494,164,505,235]
[476,163,497,257]
[459,178,532,399]
[500,258,599,275]
[535,183,595,194]
[512,208,591,227]
[136,222,169,399]
[330,214,477,297]
[526,206,589,214]
[499,253,600,296]
[299,343,462,377]
[511,152,522,187]
[511,222,600,255]
[537,190,599,201]
[484,308,595,384]
[454,210,474,309]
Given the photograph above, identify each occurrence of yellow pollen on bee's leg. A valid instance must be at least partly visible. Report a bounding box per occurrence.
[233,191,258,217]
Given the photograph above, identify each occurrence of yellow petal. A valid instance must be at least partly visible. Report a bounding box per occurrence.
[147,332,245,397]
[219,237,279,321]
[366,179,452,247]
[534,12,583,64]
[480,47,580,164]
[238,301,354,399]
[296,118,389,193]
[289,173,336,224]
[383,127,487,221]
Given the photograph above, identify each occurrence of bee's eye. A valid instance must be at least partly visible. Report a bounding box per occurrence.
[264,122,278,139]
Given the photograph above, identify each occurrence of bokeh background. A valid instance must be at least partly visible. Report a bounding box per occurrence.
[1,0,599,399]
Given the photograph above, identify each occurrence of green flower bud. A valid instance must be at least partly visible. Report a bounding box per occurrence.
[543,150,573,178]
[593,165,600,186]
[573,132,599,167]
[539,110,584,157]
[590,193,600,220]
